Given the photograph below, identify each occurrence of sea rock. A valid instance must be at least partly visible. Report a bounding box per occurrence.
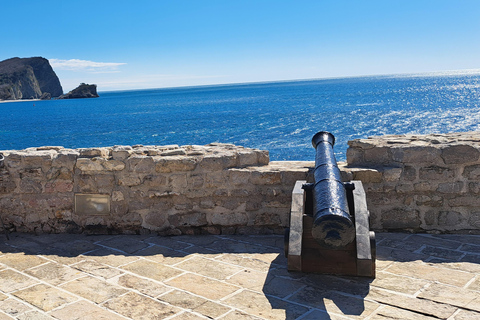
[0,57,63,100]
[57,83,99,99]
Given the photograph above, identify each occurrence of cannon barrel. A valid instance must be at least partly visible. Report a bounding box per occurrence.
[311,132,355,249]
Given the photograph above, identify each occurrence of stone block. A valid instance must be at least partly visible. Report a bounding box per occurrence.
[250,171,282,185]
[414,182,436,192]
[168,174,188,191]
[19,179,42,193]
[364,146,392,164]
[382,208,420,230]
[44,180,73,193]
[78,147,110,158]
[419,165,454,180]
[255,150,270,165]
[75,174,115,192]
[469,212,480,229]
[449,196,480,207]
[351,168,382,183]
[438,210,465,226]
[346,147,364,165]
[169,212,207,227]
[383,167,402,182]
[126,156,155,173]
[143,211,169,230]
[415,195,443,207]
[53,151,79,169]
[112,145,133,160]
[117,173,142,187]
[441,144,480,164]
[399,146,441,164]
[237,150,258,167]
[463,164,480,179]
[401,165,417,181]
[437,181,464,193]
[155,156,198,173]
[228,169,251,185]
[208,211,248,226]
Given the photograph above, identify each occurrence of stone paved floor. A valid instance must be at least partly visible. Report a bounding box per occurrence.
[0,232,479,319]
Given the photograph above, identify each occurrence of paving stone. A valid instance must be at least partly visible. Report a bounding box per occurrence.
[59,276,127,304]
[171,235,219,247]
[12,284,77,312]
[242,235,285,250]
[218,310,262,319]
[174,256,244,280]
[97,235,150,254]
[371,271,430,295]
[420,246,464,260]
[166,273,240,300]
[461,254,480,264]
[248,253,285,265]
[114,273,170,297]
[47,240,100,256]
[158,289,208,309]
[81,247,140,267]
[39,254,85,266]
[287,286,379,319]
[367,287,457,319]
[435,234,480,246]
[204,240,268,254]
[459,244,480,254]
[49,300,125,320]
[120,259,183,281]
[144,236,193,250]
[385,261,475,286]
[427,260,480,274]
[226,269,268,292]
[214,253,272,272]
[0,253,48,271]
[170,311,208,319]
[0,269,39,292]
[0,294,5,301]
[136,245,190,265]
[24,262,84,285]
[369,305,439,319]
[223,289,309,320]
[451,309,480,320]
[104,291,180,319]
[159,289,231,318]
[376,238,425,252]
[17,310,55,320]
[0,312,13,320]
[467,277,480,292]
[72,259,123,279]
[417,283,480,310]
[406,234,462,250]
[375,246,430,262]
[299,310,348,320]
[0,298,32,317]
[300,274,371,297]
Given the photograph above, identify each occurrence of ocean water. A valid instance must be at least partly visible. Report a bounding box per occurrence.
[1,72,480,161]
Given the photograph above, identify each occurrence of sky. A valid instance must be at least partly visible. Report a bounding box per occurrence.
[2,0,480,92]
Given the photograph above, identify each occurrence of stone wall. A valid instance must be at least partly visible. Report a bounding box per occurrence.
[0,144,312,235]
[1,131,479,235]
[344,132,480,233]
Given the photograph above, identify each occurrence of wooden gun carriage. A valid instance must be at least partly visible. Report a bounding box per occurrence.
[285,132,375,277]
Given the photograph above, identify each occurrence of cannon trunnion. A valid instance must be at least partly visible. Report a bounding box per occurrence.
[285,132,376,277]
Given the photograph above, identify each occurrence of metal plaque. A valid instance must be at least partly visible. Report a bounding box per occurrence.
[75,194,110,216]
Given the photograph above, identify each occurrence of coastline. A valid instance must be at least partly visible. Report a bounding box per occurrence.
[0,99,41,104]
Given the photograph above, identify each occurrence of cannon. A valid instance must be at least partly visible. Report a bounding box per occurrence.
[285,132,375,277]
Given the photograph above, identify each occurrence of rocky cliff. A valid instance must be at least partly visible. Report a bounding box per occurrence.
[57,83,99,99]
[0,57,63,100]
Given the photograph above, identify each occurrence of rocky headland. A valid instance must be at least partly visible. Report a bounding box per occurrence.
[57,83,99,99]
[0,57,63,100]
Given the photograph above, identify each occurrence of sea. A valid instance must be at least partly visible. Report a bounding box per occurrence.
[1,72,480,161]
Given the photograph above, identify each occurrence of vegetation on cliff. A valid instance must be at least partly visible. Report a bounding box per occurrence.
[0,57,63,100]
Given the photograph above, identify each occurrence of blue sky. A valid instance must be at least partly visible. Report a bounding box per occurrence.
[2,0,480,91]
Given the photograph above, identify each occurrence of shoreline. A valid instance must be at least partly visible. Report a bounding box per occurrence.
[0,99,41,104]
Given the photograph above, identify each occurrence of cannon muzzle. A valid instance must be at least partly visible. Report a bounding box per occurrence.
[311,131,355,249]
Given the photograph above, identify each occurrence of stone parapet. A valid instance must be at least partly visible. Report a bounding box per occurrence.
[0,144,312,235]
[346,132,480,233]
